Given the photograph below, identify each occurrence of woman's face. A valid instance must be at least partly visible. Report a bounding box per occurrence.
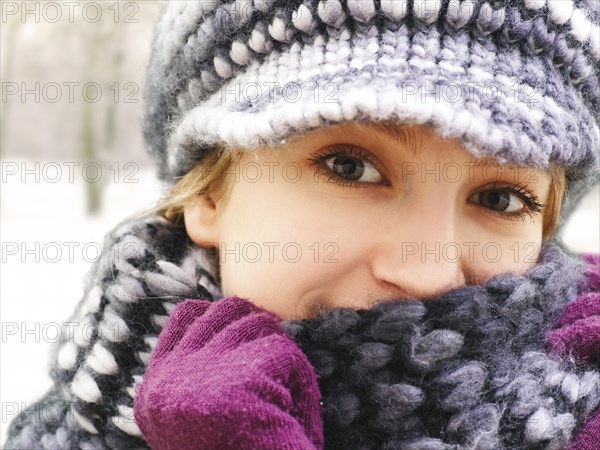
[184,122,552,320]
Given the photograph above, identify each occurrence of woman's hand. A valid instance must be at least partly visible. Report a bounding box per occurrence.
[134,296,324,450]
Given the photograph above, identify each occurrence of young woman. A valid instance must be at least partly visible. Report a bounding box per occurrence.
[6,0,599,449]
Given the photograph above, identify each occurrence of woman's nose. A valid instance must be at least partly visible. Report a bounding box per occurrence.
[371,215,467,300]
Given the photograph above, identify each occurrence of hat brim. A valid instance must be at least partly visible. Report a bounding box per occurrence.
[166,24,599,228]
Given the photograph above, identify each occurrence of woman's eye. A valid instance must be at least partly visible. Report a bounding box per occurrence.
[324,154,383,184]
[468,189,525,213]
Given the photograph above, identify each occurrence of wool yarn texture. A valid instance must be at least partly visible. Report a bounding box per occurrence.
[282,243,599,449]
[143,0,600,232]
[4,214,600,449]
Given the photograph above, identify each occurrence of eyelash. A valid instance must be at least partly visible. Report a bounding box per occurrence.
[307,144,388,189]
[307,145,546,223]
[479,182,545,223]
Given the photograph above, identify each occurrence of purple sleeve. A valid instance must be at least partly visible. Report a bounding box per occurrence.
[134,296,324,450]
[578,252,600,293]
[546,253,600,449]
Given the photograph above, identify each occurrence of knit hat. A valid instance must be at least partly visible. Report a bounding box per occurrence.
[142,0,600,230]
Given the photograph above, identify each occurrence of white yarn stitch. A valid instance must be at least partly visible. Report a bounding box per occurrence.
[347,0,376,24]
[73,316,94,347]
[292,4,317,34]
[229,40,253,65]
[446,0,477,30]
[111,405,141,436]
[413,0,442,25]
[145,271,196,297]
[198,274,222,299]
[137,351,152,366]
[248,26,271,54]
[85,343,119,376]
[318,0,347,29]
[569,8,592,43]
[80,285,102,316]
[125,375,144,400]
[99,308,130,343]
[108,276,146,303]
[545,369,567,389]
[57,342,78,371]
[524,0,546,10]
[144,336,159,352]
[547,0,574,25]
[161,301,178,314]
[126,387,136,399]
[268,16,294,43]
[526,405,556,436]
[561,373,581,404]
[71,407,99,434]
[213,55,234,79]
[151,314,169,328]
[475,3,506,36]
[156,260,197,289]
[71,369,102,403]
[525,408,575,444]
[381,0,409,22]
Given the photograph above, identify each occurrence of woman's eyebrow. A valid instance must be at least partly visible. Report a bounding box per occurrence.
[357,121,423,158]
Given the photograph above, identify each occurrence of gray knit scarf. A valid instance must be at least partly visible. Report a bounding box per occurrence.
[5,214,600,450]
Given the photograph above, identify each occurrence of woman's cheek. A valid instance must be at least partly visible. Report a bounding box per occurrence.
[470,238,543,279]
[217,254,312,320]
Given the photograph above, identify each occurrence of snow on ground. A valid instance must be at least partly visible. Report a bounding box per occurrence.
[1,160,598,446]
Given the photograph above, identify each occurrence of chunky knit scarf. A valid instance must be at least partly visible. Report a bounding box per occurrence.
[283,245,599,449]
[4,214,599,449]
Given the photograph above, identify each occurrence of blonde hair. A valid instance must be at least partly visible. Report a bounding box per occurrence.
[542,164,567,238]
[145,147,567,240]
[149,146,244,226]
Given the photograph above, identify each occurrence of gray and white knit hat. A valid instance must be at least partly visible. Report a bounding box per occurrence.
[142,0,600,228]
